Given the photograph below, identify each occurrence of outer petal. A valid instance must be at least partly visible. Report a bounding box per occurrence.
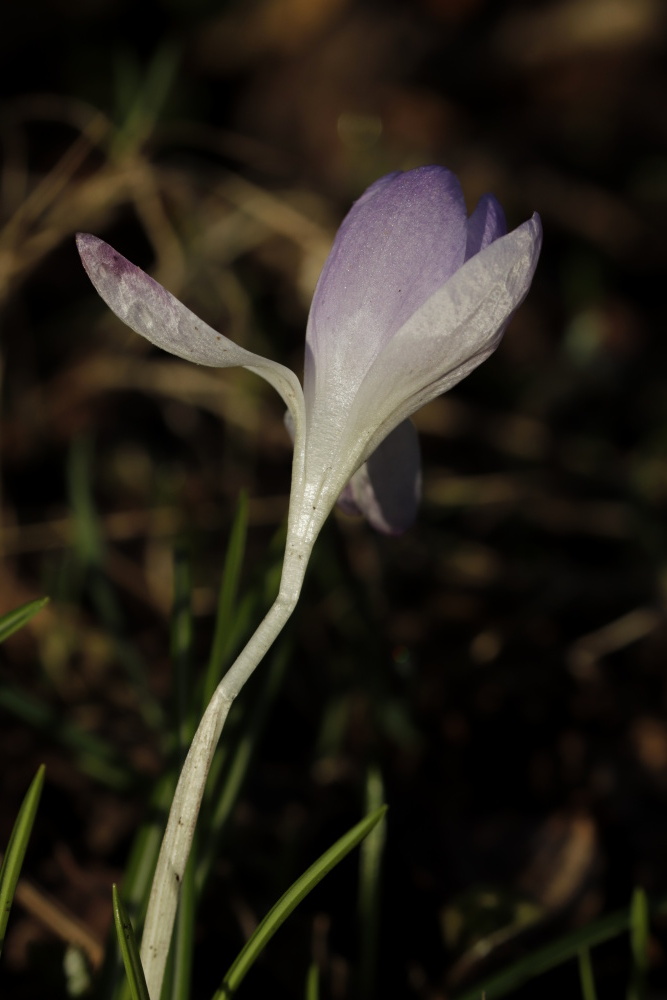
[337,419,421,535]
[76,234,305,426]
[347,213,542,467]
[304,167,469,423]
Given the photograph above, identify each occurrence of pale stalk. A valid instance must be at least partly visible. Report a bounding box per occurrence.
[140,577,307,1000]
[139,428,317,1000]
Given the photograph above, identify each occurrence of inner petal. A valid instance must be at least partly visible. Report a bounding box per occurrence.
[304,166,470,432]
[465,194,507,259]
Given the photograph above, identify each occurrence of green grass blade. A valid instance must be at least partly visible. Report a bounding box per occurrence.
[203,493,248,705]
[578,947,598,1000]
[357,765,387,1000]
[0,682,133,790]
[213,804,388,999]
[120,772,177,922]
[305,962,320,1000]
[171,549,195,753]
[197,642,289,894]
[68,435,105,566]
[453,897,667,1000]
[112,885,150,1000]
[628,887,650,1000]
[0,765,45,959]
[101,774,177,1000]
[169,841,197,1000]
[68,436,163,732]
[105,552,195,1000]
[0,597,49,643]
[112,41,180,156]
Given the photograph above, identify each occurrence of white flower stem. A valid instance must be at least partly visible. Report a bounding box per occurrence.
[140,547,311,1000]
[137,397,318,1000]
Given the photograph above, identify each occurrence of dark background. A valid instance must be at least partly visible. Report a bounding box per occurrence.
[2,0,667,998]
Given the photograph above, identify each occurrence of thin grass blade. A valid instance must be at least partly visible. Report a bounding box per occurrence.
[121,771,178,923]
[169,839,197,1000]
[68,435,163,732]
[0,682,132,790]
[112,42,180,156]
[102,774,177,1000]
[0,596,49,643]
[578,947,598,1000]
[305,962,320,1000]
[213,805,388,999]
[112,885,150,1000]
[0,765,45,959]
[197,642,289,894]
[171,549,195,753]
[627,887,650,1000]
[203,493,248,705]
[453,896,667,1000]
[357,765,386,1000]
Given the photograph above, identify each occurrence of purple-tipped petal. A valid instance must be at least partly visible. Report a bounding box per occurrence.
[77,233,247,367]
[466,194,507,259]
[338,419,421,535]
[76,233,304,421]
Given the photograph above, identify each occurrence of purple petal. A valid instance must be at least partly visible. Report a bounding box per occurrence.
[316,167,469,342]
[76,234,304,420]
[304,167,469,419]
[337,419,421,535]
[336,481,360,517]
[466,194,507,259]
[349,171,401,209]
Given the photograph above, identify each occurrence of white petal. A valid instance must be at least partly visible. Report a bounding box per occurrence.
[76,234,305,426]
[347,213,542,465]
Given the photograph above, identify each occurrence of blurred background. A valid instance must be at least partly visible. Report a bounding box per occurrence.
[2,0,667,997]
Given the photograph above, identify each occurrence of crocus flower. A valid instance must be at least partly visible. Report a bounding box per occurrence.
[77,165,541,551]
[76,165,541,1000]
